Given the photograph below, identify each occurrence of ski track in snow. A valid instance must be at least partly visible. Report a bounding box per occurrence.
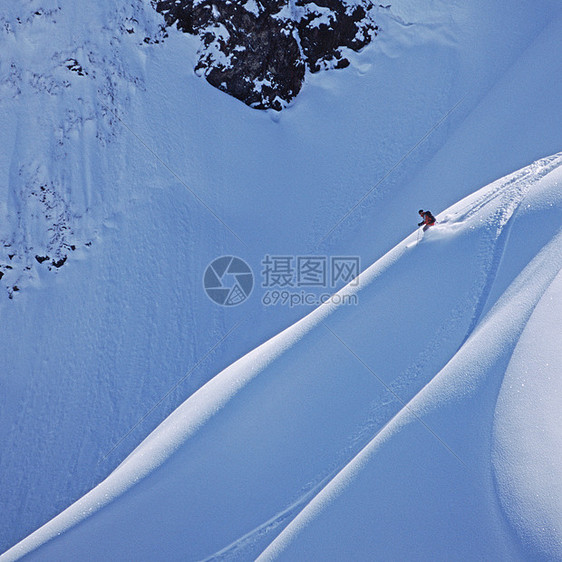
[455,153,562,346]
[201,473,336,561]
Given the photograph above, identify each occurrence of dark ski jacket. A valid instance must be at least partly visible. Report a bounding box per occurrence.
[418,210,436,227]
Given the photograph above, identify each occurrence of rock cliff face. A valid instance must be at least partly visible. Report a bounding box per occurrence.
[154,0,379,110]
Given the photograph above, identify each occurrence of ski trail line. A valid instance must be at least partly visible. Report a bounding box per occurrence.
[460,153,562,347]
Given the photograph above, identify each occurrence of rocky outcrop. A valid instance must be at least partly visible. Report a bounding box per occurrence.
[154,0,380,110]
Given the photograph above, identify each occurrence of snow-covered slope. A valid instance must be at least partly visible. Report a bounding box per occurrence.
[3,155,561,561]
[493,266,562,560]
[1,0,562,556]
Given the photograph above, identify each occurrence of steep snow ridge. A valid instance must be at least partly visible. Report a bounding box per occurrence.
[260,165,562,561]
[3,155,561,561]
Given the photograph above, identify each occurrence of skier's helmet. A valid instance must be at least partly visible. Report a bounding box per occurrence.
[418,209,424,214]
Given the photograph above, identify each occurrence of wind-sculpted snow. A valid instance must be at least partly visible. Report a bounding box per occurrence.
[493,269,562,560]
[260,162,562,561]
[3,156,561,561]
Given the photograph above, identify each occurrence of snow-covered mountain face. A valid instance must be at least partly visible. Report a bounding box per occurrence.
[154,0,379,110]
[0,1,160,299]
[1,0,562,558]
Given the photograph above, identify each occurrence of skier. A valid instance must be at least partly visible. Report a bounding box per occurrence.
[418,209,436,231]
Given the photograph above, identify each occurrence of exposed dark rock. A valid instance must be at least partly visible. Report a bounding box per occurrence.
[35,255,50,264]
[153,0,380,110]
[52,256,67,268]
[65,58,87,76]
